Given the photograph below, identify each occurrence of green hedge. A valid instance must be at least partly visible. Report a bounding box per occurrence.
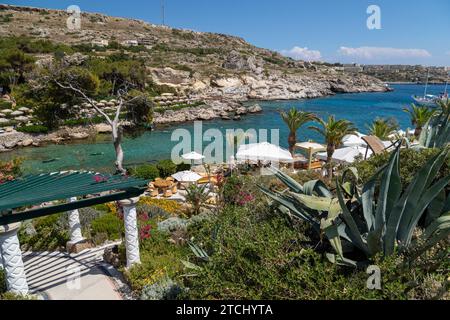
[156,160,177,178]
[130,164,160,180]
[352,148,449,186]
[90,213,123,241]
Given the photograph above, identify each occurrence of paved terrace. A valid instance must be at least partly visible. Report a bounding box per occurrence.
[23,243,124,300]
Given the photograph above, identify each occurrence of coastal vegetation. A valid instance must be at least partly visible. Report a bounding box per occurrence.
[0,5,448,302]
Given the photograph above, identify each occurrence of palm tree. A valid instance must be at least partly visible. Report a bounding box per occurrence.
[403,104,435,137]
[309,115,357,179]
[366,117,399,140]
[280,108,318,155]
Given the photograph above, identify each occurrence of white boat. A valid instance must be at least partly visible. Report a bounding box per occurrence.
[412,94,438,106]
[412,70,438,106]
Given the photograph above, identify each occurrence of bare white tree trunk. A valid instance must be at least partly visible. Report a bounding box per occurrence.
[112,121,126,175]
[54,81,130,175]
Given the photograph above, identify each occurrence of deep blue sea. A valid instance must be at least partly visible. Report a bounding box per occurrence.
[0,84,446,174]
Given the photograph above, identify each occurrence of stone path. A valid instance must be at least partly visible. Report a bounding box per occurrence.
[22,243,124,300]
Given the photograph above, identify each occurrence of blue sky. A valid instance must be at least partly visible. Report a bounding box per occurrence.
[6,0,450,66]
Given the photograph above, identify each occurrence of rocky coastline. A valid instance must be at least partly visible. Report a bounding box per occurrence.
[0,101,263,152]
[0,69,389,153]
[0,70,389,153]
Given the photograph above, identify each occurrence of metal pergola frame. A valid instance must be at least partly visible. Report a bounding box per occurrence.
[0,171,149,226]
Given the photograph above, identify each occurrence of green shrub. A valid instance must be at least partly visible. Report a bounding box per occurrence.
[182,205,430,300]
[18,214,69,251]
[352,148,449,186]
[141,277,183,300]
[176,163,191,172]
[0,268,6,294]
[222,175,255,206]
[130,164,160,180]
[124,225,189,294]
[156,160,177,178]
[0,100,12,110]
[16,125,49,134]
[0,292,37,300]
[90,213,123,241]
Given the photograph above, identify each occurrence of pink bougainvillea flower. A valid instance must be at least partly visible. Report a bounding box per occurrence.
[139,224,152,239]
[138,212,149,222]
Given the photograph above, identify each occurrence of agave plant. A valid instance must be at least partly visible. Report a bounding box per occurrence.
[260,145,450,266]
[418,99,450,148]
[185,183,210,215]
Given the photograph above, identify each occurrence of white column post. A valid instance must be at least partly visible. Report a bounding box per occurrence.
[119,197,141,268]
[67,197,84,245]
[0,222,29,295]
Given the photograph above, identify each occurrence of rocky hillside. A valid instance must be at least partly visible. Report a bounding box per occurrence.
[0,4,388,103]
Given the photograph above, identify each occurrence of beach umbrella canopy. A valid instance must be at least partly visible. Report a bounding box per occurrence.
[342,132,367,147]
[295,141,326,153]
[316,146,372,164]
[181,151,205,161]
[171,170,202,182]
[236,142,293,162]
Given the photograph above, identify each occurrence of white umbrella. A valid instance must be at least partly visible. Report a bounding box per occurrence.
[182,151,205,161]
[316,146,372,164]
[236,142,293,162]
[171,170,202,182]
[342,132,367,147]
[182,151,205,166]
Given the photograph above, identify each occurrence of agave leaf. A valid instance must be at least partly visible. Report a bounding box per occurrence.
[403,175,450,246]
[337,223,353,243]
[188,241,209,261]
[361,164,387,232]
[375,146,402,233]
[336,181,369,254]
[422,212,450,240]
[325,253,359,267]
[412,212,450,258]
[181,260,203,270]
[321,218,344,259]
[342,166,359,182]
[259,186,320,229]
[290,193,340,213]
[366,228,383,257]
[396,149,449,246]
[341,182,354,198]
[267,167,304,193]
[424,190,447,228]
[303,180,333,198]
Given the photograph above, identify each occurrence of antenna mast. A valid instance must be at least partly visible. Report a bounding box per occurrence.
[161,0,165,26]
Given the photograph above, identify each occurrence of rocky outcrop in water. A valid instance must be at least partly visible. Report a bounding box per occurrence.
[153,101,262,124]
[0,126,96,152]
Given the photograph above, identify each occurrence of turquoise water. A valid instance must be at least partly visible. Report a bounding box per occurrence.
[0,84,446,174]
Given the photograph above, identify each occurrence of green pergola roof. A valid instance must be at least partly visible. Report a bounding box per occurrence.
[0,171,149,226]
